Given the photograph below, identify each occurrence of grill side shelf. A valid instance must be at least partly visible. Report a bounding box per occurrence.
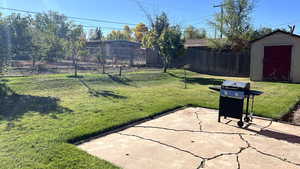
[209,86,221,92]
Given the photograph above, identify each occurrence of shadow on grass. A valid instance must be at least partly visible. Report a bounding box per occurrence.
[107,74,132,86]
[0,79,9,83]
[0,83,72,122]
[79,79,127,99]
[167,72,224,86]
[185,77,224,85]
[66,75,84,79]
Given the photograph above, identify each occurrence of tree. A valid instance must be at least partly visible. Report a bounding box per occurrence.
[248,27,273,41]
[106,26,133,41]
[158,26,185,72]
[209,0,254,50]
[35,11,71,39]
[6,14,33,59]
[92,29,106,74]
[143,12,184,73]
[143,12,170,49]
[35,11,71,61]
[106,30,129,40]
[68,25,86,77]
[44,34,67,62]
[89,27,103,40]
[133,23,148,42]
[123,25,132,40]
[29,28,48,69]
[0,14,11,74]
[184,25,206,39]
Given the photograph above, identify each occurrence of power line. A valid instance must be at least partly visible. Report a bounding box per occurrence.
[0,6,125,31]
[0,6,137,26]
[72,20,124,30]
[82,25,123,30]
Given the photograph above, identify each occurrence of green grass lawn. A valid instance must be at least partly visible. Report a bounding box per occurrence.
[0,69,300,169]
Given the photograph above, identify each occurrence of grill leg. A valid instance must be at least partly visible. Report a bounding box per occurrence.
[245,96,250,120]
[218,96,222,123]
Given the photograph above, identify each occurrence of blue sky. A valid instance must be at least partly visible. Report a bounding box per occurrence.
[0,0,299,36]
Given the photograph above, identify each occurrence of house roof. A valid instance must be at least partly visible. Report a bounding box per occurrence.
[184,39,209,48]
[250,30,300,44]
[87,40,141,45]
[86,40,141,48]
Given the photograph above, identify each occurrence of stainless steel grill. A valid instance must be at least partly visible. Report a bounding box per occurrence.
[210,80,263,127]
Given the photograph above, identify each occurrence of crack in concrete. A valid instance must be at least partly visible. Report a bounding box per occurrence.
[236,155,241,169]
[196,160,206,169]
[202,139,248,168]
[119,129,300,169]
[134,125,247,136]
[194,111,203,131]
[192,112,300,168]
[239,134,300,167]
[251,146,300,166]
[117,133,206,160]
[118,132,242,169]
[113,111,299,169]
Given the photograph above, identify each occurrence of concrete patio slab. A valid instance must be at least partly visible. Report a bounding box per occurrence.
[78,108,300,169]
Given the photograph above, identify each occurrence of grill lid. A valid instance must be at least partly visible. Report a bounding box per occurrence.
[221,80,250,90]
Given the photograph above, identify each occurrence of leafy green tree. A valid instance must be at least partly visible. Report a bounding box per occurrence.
[6,14,49,69]
[184,25,206,39]
[248,27,273,41]
[209,0,254,50]
[28,28,48,69]
[158,26,185,72]
[0,14,11,74]
[142,12,170,49]
[43,33,67,62]
[68,25,86,77]
[143,12,184,72]
[90,28,106,73]
[152,12,169,38]
[35,11,71,39]
[106,30,129,40]
[35,11,71,61]
[123,25,132,40]
[106,25,133,41]
[6,14,33,59]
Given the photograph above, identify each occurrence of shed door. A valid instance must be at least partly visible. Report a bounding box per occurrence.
[263,45,292,81]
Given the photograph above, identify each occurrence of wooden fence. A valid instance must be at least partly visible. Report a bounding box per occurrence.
[146,47,250,76]
[183,48,250,76]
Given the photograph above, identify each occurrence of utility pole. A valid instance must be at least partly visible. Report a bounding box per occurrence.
[213,3,226,39]
[214,25,217,39]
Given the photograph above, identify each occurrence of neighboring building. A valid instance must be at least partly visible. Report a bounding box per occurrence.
[184,39,209,48]
[250,30,300,82]
[86,40,142,64]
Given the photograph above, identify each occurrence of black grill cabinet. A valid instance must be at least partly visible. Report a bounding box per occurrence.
[209,80,263,127]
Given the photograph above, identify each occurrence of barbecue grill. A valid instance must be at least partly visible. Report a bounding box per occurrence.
[209,80,263,127]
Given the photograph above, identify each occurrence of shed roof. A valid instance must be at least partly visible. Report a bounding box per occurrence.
[250,30,300,44]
